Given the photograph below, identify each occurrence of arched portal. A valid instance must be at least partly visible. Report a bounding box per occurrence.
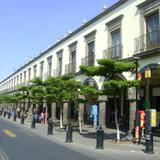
[104,74,129,130]
[83,78,99,125]
[138,63,160,114]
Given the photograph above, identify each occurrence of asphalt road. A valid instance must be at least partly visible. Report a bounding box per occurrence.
[0,118,96,160]
[0,118,160,160]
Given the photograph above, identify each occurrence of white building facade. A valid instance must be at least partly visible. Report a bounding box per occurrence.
[0,0,160,130]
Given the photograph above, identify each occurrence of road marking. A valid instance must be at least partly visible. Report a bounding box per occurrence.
[3,129,17,138]
[0,148,10,160]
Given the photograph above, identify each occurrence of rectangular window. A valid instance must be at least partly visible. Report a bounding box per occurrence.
[111,30,120,46]
[111,29,121,58]
[87,41,95,66]
[47,56,52,77]
[33,65,37,78]
[83,30,96,66]
[28,68,31,82]
[20,73,22,84]
[88,41,95,56]
[106,15,123,59]
[72,50,76,64]
[56,50,63,76]
[146,12,159,33]
[58,57,62,76]
[39,61,44,80]
[68,42,77,74]
[24,71,26,82]
[14,77,16,88]
[146,12,160,48]
[17,75,19,85]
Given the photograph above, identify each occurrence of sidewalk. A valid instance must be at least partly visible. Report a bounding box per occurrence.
[1,117,160,154]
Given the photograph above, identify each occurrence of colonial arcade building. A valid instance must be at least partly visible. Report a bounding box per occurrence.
[0,0,160,131]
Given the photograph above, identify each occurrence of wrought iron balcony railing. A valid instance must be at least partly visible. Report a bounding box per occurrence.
[65,63,76,74]
[81,54,95,66]
[134,29,160,54]
[103,44,122,59]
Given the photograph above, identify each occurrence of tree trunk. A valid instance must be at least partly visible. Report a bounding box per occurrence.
[60,105,63,129]
[114,97,120,142]
[78,114,82,134]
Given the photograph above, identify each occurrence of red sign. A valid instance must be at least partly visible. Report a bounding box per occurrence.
[139,110,145,128]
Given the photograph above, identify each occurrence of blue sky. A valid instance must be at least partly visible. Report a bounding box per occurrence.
[0,0,118,81]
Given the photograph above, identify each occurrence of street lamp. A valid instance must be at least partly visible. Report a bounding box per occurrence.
[133,56,140,110]
[133,56,140,143]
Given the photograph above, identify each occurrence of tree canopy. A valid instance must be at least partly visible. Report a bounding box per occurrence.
[80,58,140,96]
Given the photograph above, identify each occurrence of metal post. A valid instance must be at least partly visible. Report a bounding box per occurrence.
[8,111,11,119]
[145,110,154,154]
[21,114,25,124]
[65,125,73,143]
[4,111,6,117]
[133,56,140,143]
[13,112,17,121]
[145,126,154,154]
[31,114,36,128]
[48,119,53,135]
[96,125,104,149]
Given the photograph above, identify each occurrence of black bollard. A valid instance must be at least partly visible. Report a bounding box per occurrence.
[31,119,36,128]
[145,126,154,154]
[48,119,53,135]
[31,115,36,128]
[13,113,17,121]
[96,126,104,149]
[4,111,6,118]
[21,115,25,124]
[65,125,73,143]
[8,112,11,119]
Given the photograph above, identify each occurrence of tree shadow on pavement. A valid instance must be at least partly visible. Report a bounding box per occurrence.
[80,131,126,141]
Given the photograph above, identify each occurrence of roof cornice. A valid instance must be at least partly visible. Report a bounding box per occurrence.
[0,0,129,84]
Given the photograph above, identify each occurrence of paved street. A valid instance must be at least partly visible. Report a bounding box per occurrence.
[0,117,160,160]
[0,118,95,160]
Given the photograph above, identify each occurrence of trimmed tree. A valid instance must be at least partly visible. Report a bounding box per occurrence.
[80,59,140,141]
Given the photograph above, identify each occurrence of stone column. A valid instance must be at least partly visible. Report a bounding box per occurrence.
[98,95,108,128]
[78,95,85,124]
[79,103,84,124]
[51,102,56,120]
[63,101,69,125]
[128,87,136,132]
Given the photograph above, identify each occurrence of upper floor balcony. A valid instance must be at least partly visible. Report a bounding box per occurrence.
[103,44,122,60]
[65,63,76,74]
[134,29,160,54]
[81,54,95,66]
